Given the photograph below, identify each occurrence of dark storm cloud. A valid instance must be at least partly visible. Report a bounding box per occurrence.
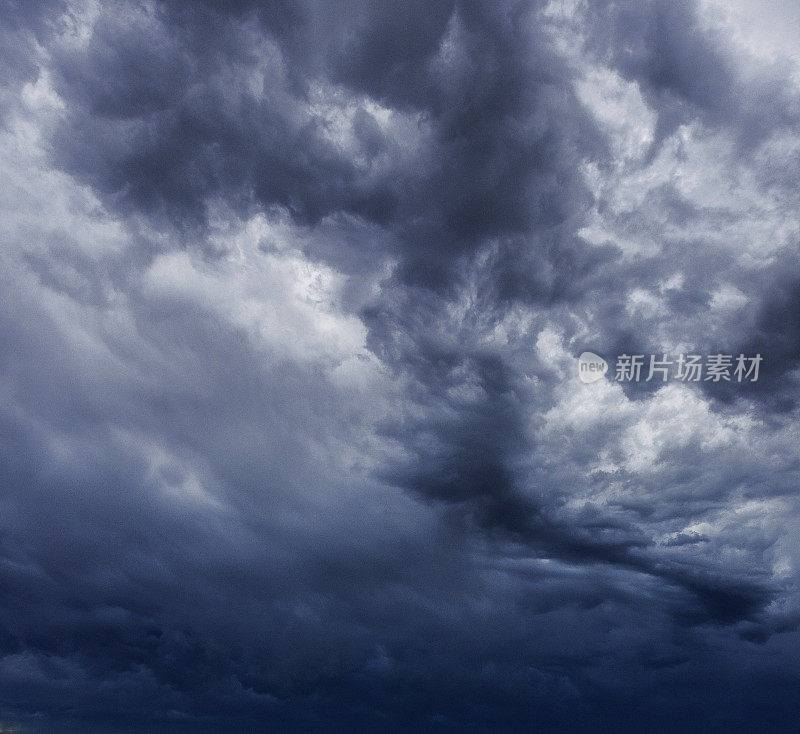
[586,0,799,155]
[1,0,800,732]
[0,0,64,124]
[562,0,800,408]
[363,273,780,635]
[46,1,398,231]
[44,0,609,289]
[730,257,800,411]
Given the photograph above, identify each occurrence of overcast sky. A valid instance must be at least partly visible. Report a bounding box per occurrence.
[1,1,799,732]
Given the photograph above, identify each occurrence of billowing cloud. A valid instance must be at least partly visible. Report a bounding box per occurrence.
[0,0,799,731]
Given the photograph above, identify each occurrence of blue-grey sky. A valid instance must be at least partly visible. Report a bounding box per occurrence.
[1,1,799,732]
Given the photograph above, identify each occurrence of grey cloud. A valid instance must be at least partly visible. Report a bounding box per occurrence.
[1,0,800,731]
[586,0,799,154]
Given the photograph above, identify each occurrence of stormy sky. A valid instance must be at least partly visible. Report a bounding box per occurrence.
[1,0,799,731]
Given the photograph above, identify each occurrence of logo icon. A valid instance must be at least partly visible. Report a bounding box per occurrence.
[578,351,608,383]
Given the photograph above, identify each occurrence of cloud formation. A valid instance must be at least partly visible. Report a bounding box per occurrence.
[0,0,799,731]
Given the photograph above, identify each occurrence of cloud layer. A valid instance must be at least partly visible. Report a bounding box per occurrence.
[0,0,799,731]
